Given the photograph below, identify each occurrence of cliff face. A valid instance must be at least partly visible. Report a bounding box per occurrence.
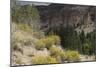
[36,4,96,34]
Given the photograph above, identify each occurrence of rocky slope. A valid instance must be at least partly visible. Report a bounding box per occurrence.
[11,23,50,65]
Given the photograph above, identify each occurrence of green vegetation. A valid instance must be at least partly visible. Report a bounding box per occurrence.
[49,26,96,55]
[32,56,59,64]
[65,50,80,62]
[17,23,32,32]
[50,46,66,61]
[86,31,96,55]
[44,35,61,49]
[35,39,46,50]
[48,35,61,45]
[12,5,40,23]
[52,26,81,51]
[35,35,61,50]
[11,4,40,33]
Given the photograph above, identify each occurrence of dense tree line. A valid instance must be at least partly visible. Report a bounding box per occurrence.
[47,25,96,55]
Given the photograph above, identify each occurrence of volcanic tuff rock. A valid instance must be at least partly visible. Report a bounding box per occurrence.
[36,4,96,34]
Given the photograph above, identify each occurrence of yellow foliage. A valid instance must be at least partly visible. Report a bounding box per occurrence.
[65,50,80,62]
[35,35,61,49]
[32,56,59,64]
[50,46,66,61]
[35,39,46,50]
[17,23,32,32]
[44,35,61,48]
[48,35,61,45]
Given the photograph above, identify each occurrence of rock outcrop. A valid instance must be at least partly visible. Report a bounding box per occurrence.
[36,4,96,34]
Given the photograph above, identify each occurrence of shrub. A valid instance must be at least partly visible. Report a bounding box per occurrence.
[60,51,66,61]
[45,35,61,49]
[49,46,66,61]
[35,35,61,50]
[46,56,59,64]
[65,50,80,62]
[44,37,55,49]
[32,56,59,64]
[82,43,91,55]
[35,39,46,50]
[17,23,32,32]
[48,35,61,45]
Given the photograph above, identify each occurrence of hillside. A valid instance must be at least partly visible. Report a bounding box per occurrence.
[11,1,96,66]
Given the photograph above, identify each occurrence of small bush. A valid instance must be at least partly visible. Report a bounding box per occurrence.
[48,35,61,45]
[35,39,46,50]
[50,46,66,61]
[32,56,59,64]
[45,35,61,49]
[35,35,61,50]
[17,23,32,32]
[46,56,59,64]
[44,37,55,48]
[65,50,80,62]
[60,51,66,61]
